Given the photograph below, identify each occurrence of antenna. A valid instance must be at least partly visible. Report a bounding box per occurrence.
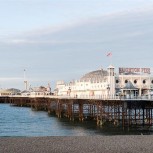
[24,69,28,90]
[24,69,26,81]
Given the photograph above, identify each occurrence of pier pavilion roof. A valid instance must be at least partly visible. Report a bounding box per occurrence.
[80,69,108,82]
[7,88,21,92]
[31,86,47,92]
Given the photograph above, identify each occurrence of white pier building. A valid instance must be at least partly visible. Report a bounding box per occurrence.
[55,66,153,99]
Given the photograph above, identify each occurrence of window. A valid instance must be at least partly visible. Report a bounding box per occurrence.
[151,80,153,84]
[125,80,128,83]
[143,80,146,84]
[134,80,137,84]
[116,80,119,84]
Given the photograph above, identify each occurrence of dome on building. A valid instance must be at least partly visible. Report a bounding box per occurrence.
[6,88,21,94]
[80,69,108,82]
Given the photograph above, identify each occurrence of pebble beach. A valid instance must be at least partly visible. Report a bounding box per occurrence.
[0,136,153,153]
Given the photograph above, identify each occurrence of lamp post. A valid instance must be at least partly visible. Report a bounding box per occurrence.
[68,87,71,96]
[107,84,110,99]
[149,89,152,100]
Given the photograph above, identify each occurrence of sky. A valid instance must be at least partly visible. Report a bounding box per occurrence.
[0,0,153,90]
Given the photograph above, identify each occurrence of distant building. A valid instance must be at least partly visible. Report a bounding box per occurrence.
[0,88,21,96]
[30,85,51,96]
[55,65,153,99]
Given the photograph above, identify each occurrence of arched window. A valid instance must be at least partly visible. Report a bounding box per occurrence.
[134,80,137,84]
[143,80,146,84]
[125,80,128,83]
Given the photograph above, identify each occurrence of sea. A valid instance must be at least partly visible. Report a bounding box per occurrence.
[0,104,152,137]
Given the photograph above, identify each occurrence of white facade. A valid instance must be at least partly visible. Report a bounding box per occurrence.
[55,65,153,99]
[29,85,51,97]
[116,74,153,98]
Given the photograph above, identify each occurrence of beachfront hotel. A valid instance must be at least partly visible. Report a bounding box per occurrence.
[55,65,153,99]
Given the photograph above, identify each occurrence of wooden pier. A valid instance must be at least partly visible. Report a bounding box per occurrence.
[1,96,153,129]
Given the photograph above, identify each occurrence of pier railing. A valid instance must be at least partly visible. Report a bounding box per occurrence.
[5,94,153,101]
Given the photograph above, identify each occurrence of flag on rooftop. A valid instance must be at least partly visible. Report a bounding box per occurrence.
[107,52,112,57]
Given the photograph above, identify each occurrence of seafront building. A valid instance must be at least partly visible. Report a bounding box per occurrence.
[55,65,153,99]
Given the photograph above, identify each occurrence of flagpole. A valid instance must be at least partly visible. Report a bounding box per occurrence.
[107,52,112,65]
[110,54,112,65]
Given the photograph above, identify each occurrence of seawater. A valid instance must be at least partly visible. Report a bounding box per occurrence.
[0,104,151,137]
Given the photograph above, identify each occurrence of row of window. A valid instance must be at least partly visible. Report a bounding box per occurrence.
[116,79,153,84]
[65,85,107,90]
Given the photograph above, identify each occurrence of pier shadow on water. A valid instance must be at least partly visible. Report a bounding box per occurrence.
[49,114,153,136]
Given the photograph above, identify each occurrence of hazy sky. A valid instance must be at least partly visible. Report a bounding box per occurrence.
[0,0,153,90]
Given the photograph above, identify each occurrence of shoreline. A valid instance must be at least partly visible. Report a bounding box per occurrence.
[1,136,153,153]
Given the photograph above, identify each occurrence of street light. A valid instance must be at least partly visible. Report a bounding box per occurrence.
[107,84,110,99]
[68,87,71,96]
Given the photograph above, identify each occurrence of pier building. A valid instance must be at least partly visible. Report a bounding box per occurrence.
[55,65,153,99]
[1,66,153,129]
[26,85,51,96]
[0,88,20,96]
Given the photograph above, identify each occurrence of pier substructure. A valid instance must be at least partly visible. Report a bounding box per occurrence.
[1,96,153,128]
[124,101,153,128]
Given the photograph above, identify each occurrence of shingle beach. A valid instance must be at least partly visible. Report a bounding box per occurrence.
[0,136,153,153]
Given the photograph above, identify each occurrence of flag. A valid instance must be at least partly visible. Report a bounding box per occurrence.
[107,52,112,57]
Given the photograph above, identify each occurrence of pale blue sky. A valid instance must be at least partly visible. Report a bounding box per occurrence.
[0,0,153,89]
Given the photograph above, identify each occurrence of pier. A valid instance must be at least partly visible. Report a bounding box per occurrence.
[1,95,153,129]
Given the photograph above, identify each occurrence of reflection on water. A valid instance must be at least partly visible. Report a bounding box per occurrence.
[0,104,152,137]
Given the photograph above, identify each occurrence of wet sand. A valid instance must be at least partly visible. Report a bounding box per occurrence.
[0,136,153,153]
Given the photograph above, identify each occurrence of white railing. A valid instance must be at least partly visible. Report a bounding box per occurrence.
[4,94,153,101]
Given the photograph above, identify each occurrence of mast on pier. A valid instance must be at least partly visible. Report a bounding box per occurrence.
[24,69,28,90]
